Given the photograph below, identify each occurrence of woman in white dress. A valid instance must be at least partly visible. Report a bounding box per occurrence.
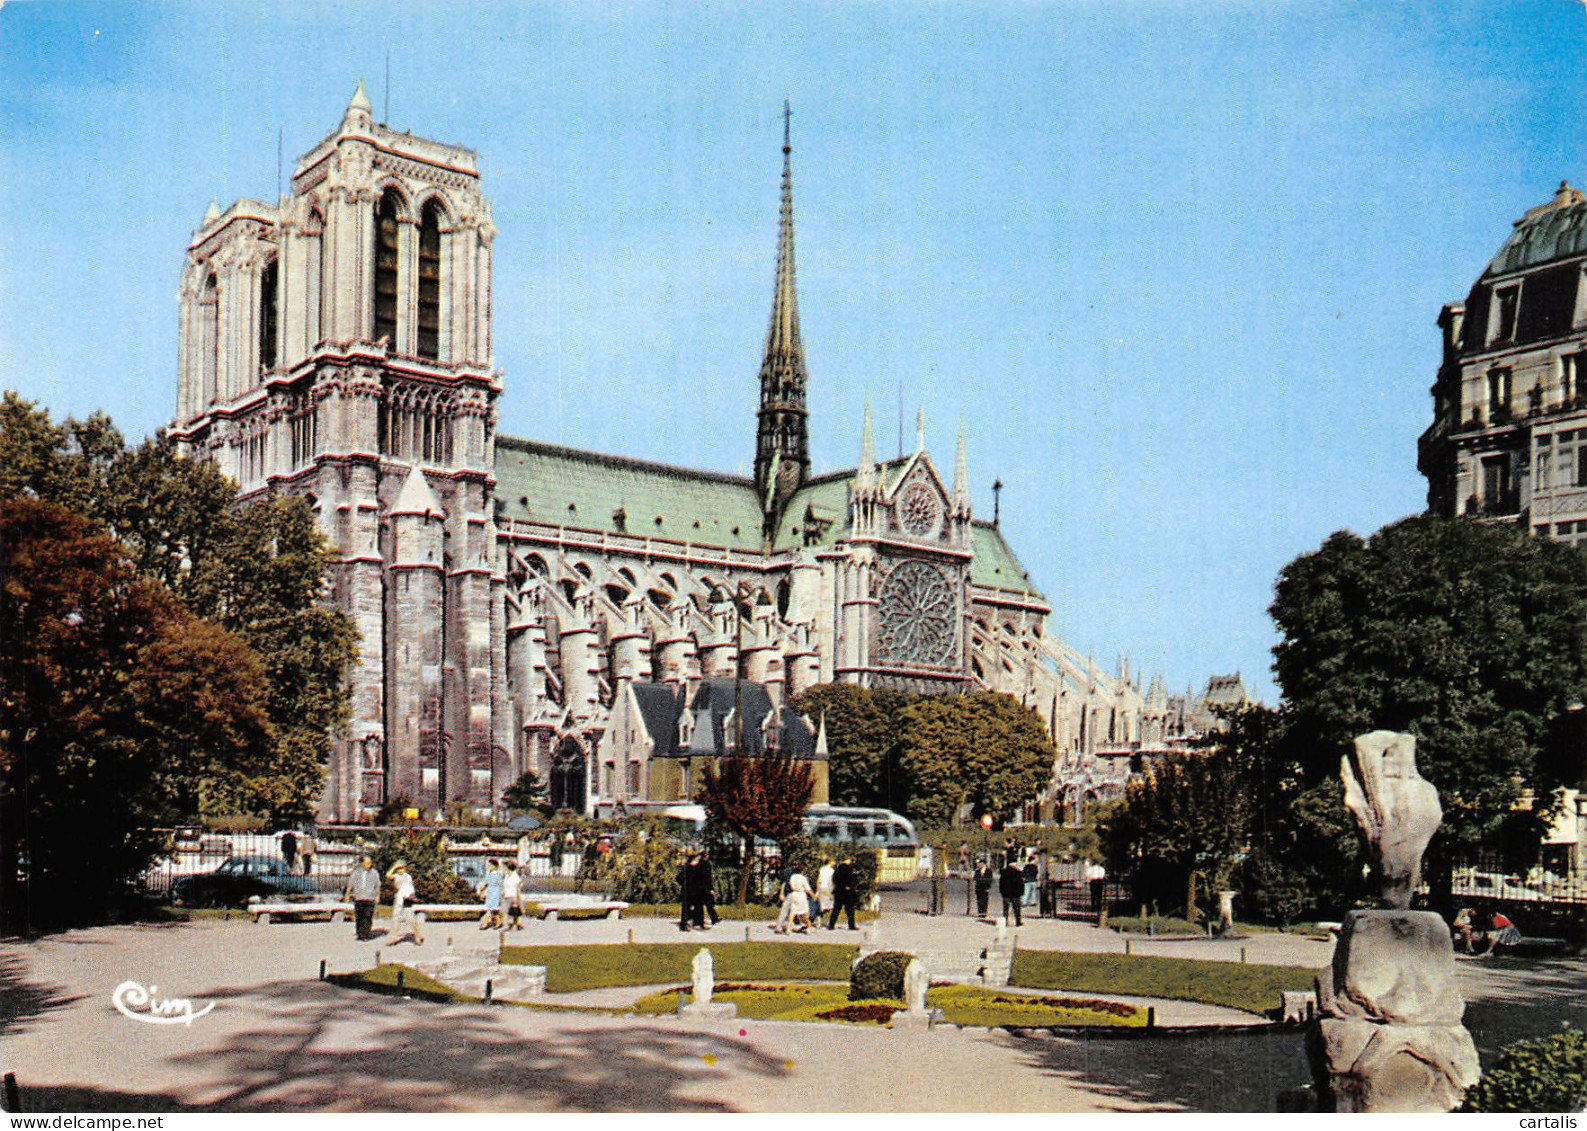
[386,861,423,946]
[788,870,813,933]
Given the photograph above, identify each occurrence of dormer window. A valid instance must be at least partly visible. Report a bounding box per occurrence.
[1493,284,1520,344]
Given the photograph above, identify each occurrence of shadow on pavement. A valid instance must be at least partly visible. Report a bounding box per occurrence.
[1006,1028,1310,1113]
[1461,955,1587,1066]
[15,978,788,1113]
[0,949,80,1037]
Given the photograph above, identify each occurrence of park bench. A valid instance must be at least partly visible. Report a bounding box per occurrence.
[250,899,353,924]
[409,899,629,922]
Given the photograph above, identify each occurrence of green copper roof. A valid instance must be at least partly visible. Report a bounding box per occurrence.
[495,436,764,551]
[970,520,1045,603]
[1486,182,1587,277]
[494,436,1045,605]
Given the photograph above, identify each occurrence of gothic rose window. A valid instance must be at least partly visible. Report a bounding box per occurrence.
[878,559,956,667]
[899,483,939,537]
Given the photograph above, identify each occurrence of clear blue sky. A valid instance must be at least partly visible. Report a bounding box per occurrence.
[3,1,1585,703]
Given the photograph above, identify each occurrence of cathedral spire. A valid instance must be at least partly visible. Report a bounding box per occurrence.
[755,100,811,537]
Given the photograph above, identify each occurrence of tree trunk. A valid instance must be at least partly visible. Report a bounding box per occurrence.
[1185,870,1197,923]
[735,832,754,907]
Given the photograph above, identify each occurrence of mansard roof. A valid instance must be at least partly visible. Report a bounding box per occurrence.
[1485,181,1587,277]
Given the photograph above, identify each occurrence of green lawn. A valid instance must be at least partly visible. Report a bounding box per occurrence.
[498,941,860,993]
[1010,949,1321,1016]
[630,982,1145,1028]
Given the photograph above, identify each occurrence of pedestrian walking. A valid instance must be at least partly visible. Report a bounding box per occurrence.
[679,850,698,931]
[346,854,380,941]
[502,860,524,930]
[477,858,505,930]
[1022,850,1039,907]
[686,850,721,929]
[827,854,859,931]
[386,861,423,946]
[280,829,299,875]
[297,830,316,878]
[787,869,813,933]
[999,857,1025,927]
[974,859,993,918]
[816,857,835,925]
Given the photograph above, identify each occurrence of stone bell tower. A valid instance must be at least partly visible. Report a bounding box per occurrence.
[172,82,507,820]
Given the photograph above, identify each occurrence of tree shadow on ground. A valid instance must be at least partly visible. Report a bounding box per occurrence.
[0,948,80,1037]
[17,978,790,1112]
[1459,955,1587,1066]
[1005,1029,1311,1112]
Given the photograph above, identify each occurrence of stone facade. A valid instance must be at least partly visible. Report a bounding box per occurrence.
[1420,179,1587,543]
[173,86,1176,821]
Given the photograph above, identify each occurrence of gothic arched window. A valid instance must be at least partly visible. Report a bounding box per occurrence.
[200,273,219,404]
[307,209,327,342]
[258,258,278,373]
[417,199,443,360]
[373,190,401,348]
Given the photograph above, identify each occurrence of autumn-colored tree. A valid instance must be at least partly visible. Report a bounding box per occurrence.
[696,755,816,905]
[0,398,358,822]
[0,498,273,930]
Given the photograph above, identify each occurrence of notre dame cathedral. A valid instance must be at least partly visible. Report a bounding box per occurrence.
[173,84,1189,822]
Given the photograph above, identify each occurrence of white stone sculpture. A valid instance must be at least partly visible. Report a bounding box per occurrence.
[1342,730,1444,909]
[691,947,714,1006]
[1307,730,1479,1113]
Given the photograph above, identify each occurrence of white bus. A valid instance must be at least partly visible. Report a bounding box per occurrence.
[803,806,922,883]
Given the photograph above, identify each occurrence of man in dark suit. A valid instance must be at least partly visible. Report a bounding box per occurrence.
[999,858,1025,927]
[827,855,859,930]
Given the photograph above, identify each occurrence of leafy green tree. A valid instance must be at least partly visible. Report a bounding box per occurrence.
[697,755,816,905]
[0,392,121,516]
[502,770,548,813]
[792,683,909,809]
[1270,516,1587,866]
[0,498,273,931]
[1102,742,1255,920]
[896,690,1055,827]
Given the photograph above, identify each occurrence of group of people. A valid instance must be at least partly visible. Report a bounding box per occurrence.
[475,857,527,931]
[1453,906,1522,955]
[342,854,531,946]
[342,855,426,945]
[967,842,1048,927]
[678,849,721,931]
[773,855,860,933]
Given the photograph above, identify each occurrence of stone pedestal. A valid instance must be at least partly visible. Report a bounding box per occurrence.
[1310,910,1479,1113]
[680,1001,738,1019]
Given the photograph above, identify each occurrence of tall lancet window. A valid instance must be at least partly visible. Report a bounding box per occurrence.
[417,199,442,360]
[200,272,219,405]
[373,190,401,348]
[259,258,278,373]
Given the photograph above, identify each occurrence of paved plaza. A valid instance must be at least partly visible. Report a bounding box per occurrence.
[0,901,1579,1113]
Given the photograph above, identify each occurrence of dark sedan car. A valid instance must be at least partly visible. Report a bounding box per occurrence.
[171,855,319,907]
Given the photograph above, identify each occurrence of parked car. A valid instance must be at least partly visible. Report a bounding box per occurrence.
[171,855,319,907]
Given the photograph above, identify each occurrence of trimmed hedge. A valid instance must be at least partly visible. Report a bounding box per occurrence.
[849,950,913,1001]
[499,941,858,993]
[1010,948,1320,1016]
[1463,1028,1587,1113]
